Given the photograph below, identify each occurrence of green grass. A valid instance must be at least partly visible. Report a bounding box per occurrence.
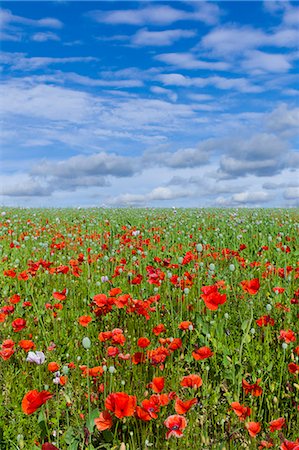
[0,208,298,449]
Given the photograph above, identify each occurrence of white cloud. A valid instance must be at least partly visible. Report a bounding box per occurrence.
[266,104,299,136]
[283,187,299,199]
[157,73,262,93]
[111,186,191,206]
[200,24,299,59]
[232,191,272,203]
[0,82,98,122]
[89,3,222,27]
[242,50,291,74]
[31,32,60,42]
[150,86,177,102]
[132,28,196,46]
[155,52,229,71]
[2,53,98,71]
[0,8,63,29]
[32,152,138,179]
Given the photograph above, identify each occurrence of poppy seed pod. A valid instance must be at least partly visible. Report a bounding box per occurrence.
[82,337,91,349]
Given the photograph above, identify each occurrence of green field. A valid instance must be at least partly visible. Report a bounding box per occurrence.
[1,208,298,449]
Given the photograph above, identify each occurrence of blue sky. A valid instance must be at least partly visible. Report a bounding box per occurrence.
[0,1,298,208]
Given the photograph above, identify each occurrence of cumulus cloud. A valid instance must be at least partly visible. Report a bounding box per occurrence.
[266,104,299,137]
[0,175,52,197]
[31,152,138,179]
[283,187,299,199]
[232,191,272,204]
[0,8,63,29]
[89,3,222,27]
[201,24,299,58]
[155,52,229,71]
[132,28,196,46]
[111,186,191,206]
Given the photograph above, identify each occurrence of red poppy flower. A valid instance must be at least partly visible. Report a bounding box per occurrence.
[168,338,182,352]
[137,337,151,348]
[192,346,213,360]
[52,288,67,301]
[10,294,21,304]
[246,421,261,437]
[78,315,92,327]
[288,363,299,374]
[94,410,113,431]
[42,443,59,450]
[138,397,160,419]
[256,315,275,327]
[22,390,52,415]
[4,269,16,278]
[19,340,35,352]
[269,417,286,432]
[2,339,15,348]
[164,414,187,439]
[278,329,296,344]
[12,318,26,332]
[0,348,15,360]
[105,392,137,419]
[175,397,197,415]
[259,439,274,448]
[152,324,166,336]
[131,352,146,365]
[178,321,193,331]
[180,374,202,389]
[280,439,299,450]
[231,402,251,421]
[48,362,60,372]
[109,287,122,297]
[148,377,165,393]
[240,278,260,295]
[242,378,263,396]
[201,285,227,311]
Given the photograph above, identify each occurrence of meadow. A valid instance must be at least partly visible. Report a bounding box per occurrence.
[0,207,298,450]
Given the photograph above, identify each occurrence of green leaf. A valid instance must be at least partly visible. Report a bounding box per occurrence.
[241,319,249,332]
[64,427,76,445]
[103,430,114,443]
[86,408,99,433]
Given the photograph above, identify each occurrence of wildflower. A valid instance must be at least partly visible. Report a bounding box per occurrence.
[12,318,26,332]
[256,316,275,327]
[22,390,52,415]
[269,417,286,432]
[42,443,60,450]
[148,377,165,393]
[240,278,260,295]
[231,402,251,421]
[201,284,226,311]
[94,410,113,431]
[242,378,263,396]
[164,414,187,439]
[192,346,213,360]
[48,362,60,372]
[105,392,137,419]
[180,374,202,389]
[278,330,296,344]
[26,351,45,365]
[19,340,35,352]
[137,337,151,348]
[246,421,261,438]
[174,397,197,414]
[78,315,92,327]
